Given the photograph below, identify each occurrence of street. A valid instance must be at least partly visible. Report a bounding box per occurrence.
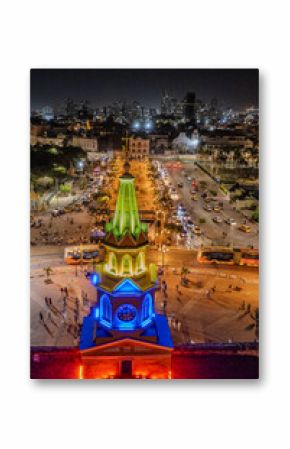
[165,161,259,248]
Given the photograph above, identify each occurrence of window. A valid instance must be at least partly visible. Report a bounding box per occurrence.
[109,252,117,273]
[100,294,112,324]
[121,254,133,275]
[136,252,145,272]
[142,294,152,323]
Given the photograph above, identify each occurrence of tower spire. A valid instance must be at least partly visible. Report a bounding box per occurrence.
[105,159,147,240]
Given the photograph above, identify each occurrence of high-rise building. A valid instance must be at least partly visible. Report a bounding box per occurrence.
[41,105,54,121]
[184,92,196,122]
[80,159,173,379]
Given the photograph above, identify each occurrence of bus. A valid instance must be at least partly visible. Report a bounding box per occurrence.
[197,246,259,267]
[237,248,259,267]
[197,247,234,265]
[64,244,101,265]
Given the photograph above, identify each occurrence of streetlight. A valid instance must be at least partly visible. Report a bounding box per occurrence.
[78,160,84,170]
[158,244,169,268]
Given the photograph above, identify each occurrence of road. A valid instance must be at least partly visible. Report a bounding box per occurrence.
[31,245,258,277]
[166,162,258,249]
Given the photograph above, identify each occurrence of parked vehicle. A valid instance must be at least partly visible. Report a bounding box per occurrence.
[193,226,202,235]
[225,218,237,226]
[239,224,252,233]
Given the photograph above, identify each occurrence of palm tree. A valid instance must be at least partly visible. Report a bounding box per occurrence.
[43,266,53,282]
[243,308,259,341]
[181,267,189,284]
[250,307,259,341]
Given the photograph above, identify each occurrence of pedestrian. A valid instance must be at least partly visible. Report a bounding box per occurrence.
[39,312,44,323]
[49,297,52,306]
[61,309,67,323]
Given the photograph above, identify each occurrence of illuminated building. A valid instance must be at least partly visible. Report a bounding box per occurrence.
[128,137,150,159]
[80,158,173,378]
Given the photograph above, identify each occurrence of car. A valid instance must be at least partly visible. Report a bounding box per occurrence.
[191,194,198,201]
[193,226,202,235]
[213,206,221,213]
[239,224,252,233]
[212,216,222,223]
[64,207,72,213]
[225,218,237,226]
[203,204,212,212]
[187,176,192,181]
[67,238,76,244]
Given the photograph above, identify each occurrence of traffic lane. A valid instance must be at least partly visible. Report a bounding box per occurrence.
[168,166,258,248]
[30,253,65,270]
[147,247,259,277]
[168,169,229,241]
[183,163,258,233]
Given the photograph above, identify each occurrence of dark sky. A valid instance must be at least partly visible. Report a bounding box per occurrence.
[31,69,258,110]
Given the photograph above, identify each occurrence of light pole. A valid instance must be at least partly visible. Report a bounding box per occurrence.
[159,244,169,268]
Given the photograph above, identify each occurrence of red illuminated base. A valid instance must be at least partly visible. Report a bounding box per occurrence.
[81,338,172,379]
[31,345,259,379]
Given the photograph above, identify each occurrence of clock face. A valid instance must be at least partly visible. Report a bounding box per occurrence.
[116,304,137,322]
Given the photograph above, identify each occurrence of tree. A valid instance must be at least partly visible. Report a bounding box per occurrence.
[43,266,53,282]
[181,267,189,282]
[59,183,71,194]
[250,307,259,340]
[252,209,259,222]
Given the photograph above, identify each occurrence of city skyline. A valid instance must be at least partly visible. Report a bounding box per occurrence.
[31,68,258,111]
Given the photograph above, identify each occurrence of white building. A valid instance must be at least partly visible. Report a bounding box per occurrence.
[70,136,98,152]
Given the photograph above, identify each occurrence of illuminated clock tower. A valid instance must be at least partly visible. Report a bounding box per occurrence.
[80,159,173,379]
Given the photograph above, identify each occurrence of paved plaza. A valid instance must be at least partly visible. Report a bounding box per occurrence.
[31,247,258,347]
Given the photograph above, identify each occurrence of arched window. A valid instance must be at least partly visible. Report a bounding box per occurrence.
[136,251,145,273]
[109,252,117,274]
[100,294,112,324]
[121,254,133,275]
[142,294,152,323]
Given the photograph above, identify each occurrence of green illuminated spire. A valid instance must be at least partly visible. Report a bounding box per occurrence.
[105,160,147,239]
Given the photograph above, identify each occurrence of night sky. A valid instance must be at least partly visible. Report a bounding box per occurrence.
[31,69,258,110]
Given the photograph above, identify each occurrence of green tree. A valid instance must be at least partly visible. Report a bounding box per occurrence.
[59,183,71,194]
[43,266,53,280]
[181,267,189,282]
[252,209,259,222]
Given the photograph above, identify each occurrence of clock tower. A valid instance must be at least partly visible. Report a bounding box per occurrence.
[80,159,173,379]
